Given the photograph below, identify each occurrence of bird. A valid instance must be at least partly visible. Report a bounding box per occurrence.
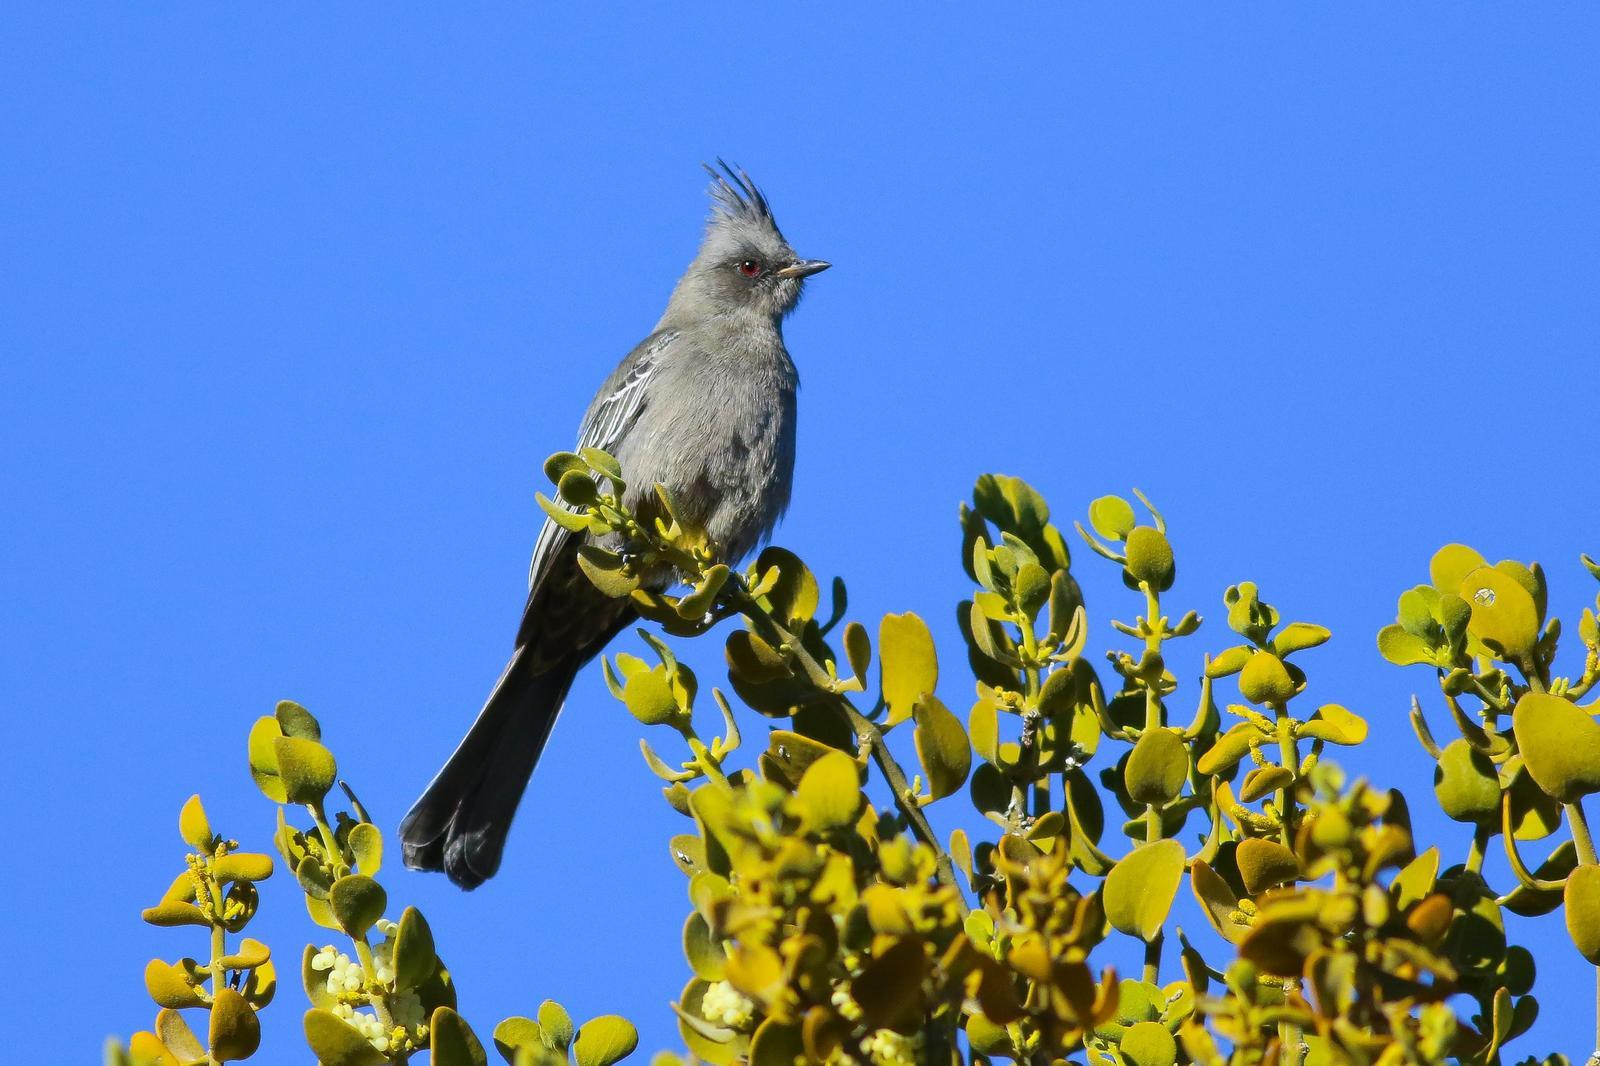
[399,163,830,889]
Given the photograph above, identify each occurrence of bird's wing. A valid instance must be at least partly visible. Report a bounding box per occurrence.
[525,330,679,595]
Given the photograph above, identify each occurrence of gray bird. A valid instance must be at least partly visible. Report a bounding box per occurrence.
[399,164,829,888]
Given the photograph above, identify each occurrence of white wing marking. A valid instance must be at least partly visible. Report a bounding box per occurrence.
[526,331,678,591]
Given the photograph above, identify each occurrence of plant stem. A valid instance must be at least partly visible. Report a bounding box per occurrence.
[1466,823,1490,874]
[353,935,397,1032]
[686,734,731,790]
[729,584,965,903]
[1143,932,1162,984]
[1571,800,1599,866]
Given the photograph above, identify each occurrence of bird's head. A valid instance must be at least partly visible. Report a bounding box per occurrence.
[669,162,830,324]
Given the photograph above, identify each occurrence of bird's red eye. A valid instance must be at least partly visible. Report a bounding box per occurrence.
[738,259,761,277]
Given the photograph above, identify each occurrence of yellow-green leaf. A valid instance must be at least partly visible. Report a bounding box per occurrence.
[213,852,274,885]
[1461,565,1539,661]
[1105,839,1185,941]
[1430,544,1489,595]
[1122,1021,1178,1066]
[1088,495,1137,541]
[539,1000,576,1050]
[1236,838,1300,895]
[574,1016,639,1066]
[144,959,206,1009]
[1297,704,1368,746]
[1125,729,1188,806]
[492,1017,543,1057]
[1566,865,1600,964]
[179,795,212,852]
[431,1006,489,1066]
[274,699,321,740]
[623,667,680,726]
[392,906,438,992]
[796,751,863,832]
[1433,739,1502,823]
[247,716,287,803]
[272,735,337,805]
[1124,527,1175,590]
[328,874,387,938]
[1238,652,1295,705]
[1513,691,1600,804]
[913,695,971,800]
[208,988,260,1062]
[879,612,937,726]
[348,822,382,876]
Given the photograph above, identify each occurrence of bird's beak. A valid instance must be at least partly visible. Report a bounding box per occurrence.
[775,259,831,279]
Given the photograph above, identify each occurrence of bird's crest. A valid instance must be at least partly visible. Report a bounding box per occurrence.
[704,159,774,229]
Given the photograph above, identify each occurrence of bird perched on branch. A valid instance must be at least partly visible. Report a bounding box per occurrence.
[400,164,830,888]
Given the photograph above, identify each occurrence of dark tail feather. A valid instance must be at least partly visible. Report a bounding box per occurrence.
[399,650,575,889]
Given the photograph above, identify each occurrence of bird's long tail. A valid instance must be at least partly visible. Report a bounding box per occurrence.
[399,649,574,889]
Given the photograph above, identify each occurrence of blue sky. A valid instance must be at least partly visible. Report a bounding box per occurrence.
[3,4,1597,1059]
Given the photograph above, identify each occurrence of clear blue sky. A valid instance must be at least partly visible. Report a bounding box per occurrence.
[4,4,1597,1059]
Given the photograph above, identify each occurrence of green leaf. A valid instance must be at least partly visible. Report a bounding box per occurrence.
[212,852,274,885]
[1205,646,1252,678]
[1124,729,1188,806]
[913,695,971,800]
[1514,691,1600,803]
[348,822,382,876]
[747,1018,803,1066]
[328,874,387,938]
[1088,495,1136,541]
[304,1008,388,1065]
[1461,564,1540,661]
[1121,1021,1178,1066]
[537,492,592,532]
[754,547,819,623]
[573,1016,639,1066]
[178,795,212,852]
[274,699,322,740]
[1235,838,1301,894]
[623,667,681,726]
[879,612,937,727]
[1123,527,1175,590]
[1196,723,1260,777]
[683,912,727,981]
[392,906,438,992]
[968,697,1000,767]
[1297,704,1368,746]
[1433,739,1502,823]
[577,547,640,598]
[247,716,288,803]
[155,1008,205,1062]
[543,451,587,484]
[843,620,871,683]
[1377,624,1436,667]
[795,750,862,832]
[851,937,930,1031]
[1190,860,1247,945]
[1271,622,1330,657]
[1566,865,1600,964]
[557,469,600,507]
[208,988,260,1062]
[1238,652,1295,705]
[432,1006,489,1066]
[539,1001,575,1050]
[1104,839,1185,941]
[272,735,337,805]
[144,959,207,1009]
[578,446,623,481]
[1430,543,1489,595]
[1238,765,1294,803]
[493,1017,543,1059]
